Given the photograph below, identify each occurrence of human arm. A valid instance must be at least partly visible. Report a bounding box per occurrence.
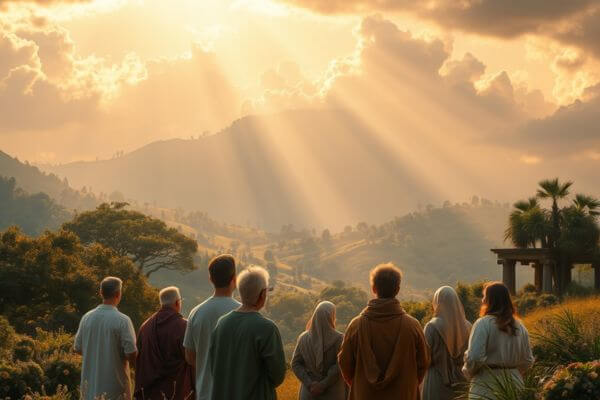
[291,336,313,387]
[415,321,431,384]
[319,336,343,389]
[183,321,197,366]
[337,321,357,386]
[121,317,138,369]
[462,318,488,379]
[262,324,287,387]
[517,325,535,375]
[73,317,84,355]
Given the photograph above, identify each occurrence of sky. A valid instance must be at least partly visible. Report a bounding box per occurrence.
[1,0,599,179]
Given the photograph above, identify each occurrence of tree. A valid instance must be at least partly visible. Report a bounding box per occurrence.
[537,178,573,248]
[573,194,600,217]
[0,227,156,333]
[321,228,331,243]
[505,197,550,248]
[63,203,198,277]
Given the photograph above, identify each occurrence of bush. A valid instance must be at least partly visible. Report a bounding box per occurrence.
[0,316,16,359]
[0,361,44,399]
[542,361,600,400]
[43,353,81,396]
[530,309,600,366]
[515,292,559,315]
[13,336,36,362]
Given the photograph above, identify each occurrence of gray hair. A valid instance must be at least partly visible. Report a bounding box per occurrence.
[100,276,122,299]
[159,286,181,306]
[237,266,270,306]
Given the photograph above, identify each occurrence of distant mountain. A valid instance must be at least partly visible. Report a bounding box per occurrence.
[44,110,450,230]
[0,150,98,211]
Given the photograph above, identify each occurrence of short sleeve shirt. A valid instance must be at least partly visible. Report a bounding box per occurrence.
[183,296,241,400]
[74,304,137,400]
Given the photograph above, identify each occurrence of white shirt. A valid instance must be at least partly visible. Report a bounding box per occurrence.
[183,296,240,400]
[74,304,137,400]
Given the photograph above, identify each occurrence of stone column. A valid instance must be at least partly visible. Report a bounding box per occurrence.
[594,263,600,291]
[533,262,543,292]
[542,260,553,293]
[502,260,517,295]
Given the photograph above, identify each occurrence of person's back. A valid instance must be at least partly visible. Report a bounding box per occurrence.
[208,266,286,400]
[185,296,240,398]
[209,311,286,400]
[74,277,137,400]
[183,255,241,400]
[463,282,534,400]
[135,287,194,400]
[338,264,430,400]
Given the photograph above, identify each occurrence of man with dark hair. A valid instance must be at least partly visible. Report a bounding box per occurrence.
[74,277,137,400]
[184,254,240,400]
[338,263,430,400]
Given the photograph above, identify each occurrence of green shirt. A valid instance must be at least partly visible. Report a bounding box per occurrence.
[209,311,286,400]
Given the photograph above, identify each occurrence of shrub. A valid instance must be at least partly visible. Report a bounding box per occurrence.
[13,336,36,362]
[43,353,81,396]
[542,361,600,400]
[530,309,600,366]
[515,292,558,315]
[0,361,44,399]
[0,316,16,360]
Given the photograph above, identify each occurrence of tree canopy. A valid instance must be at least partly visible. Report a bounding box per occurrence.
[505,178,600,262]
[64,203,198,277]
[0,227,156,333]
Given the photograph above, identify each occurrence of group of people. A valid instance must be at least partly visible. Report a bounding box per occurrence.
[74,255,534,400]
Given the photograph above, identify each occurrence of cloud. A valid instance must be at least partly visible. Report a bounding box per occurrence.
[279,0,600,60]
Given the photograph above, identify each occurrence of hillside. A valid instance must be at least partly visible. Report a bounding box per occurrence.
[0,150,98,211]
[44,110,449,230]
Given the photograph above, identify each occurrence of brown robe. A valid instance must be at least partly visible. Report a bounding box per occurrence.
[134,307,195,400]
[338,298,430,400]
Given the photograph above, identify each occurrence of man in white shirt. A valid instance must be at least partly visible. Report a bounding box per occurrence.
[183,254,241,400]
[74,276,137,400]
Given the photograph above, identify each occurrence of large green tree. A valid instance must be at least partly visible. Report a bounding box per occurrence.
[64,203,198,277]
[0,227,156,333]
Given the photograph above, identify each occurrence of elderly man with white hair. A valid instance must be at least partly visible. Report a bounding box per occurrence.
[74,276,137,400]
[208,266,286,400]
[134,286,194,400]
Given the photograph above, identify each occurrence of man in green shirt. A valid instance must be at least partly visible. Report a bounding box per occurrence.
[209,266,286,400]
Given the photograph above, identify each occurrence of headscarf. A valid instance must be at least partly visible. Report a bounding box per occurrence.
[297,301,341,375]
[429,286,471,358]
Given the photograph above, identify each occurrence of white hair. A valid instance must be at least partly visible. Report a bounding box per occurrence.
[237,266,270,306]
[159,286,181,306]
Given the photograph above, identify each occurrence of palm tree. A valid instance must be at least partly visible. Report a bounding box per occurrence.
[573,194,600,217]
[537,178,573,248]
[505,197,549,248]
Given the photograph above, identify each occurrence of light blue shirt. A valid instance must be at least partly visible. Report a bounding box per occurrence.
[74,304,137,400]
[183,296,241,400]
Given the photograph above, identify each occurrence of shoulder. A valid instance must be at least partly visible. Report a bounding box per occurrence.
[116,310,134,326]
[514,318,529,336]
[403,313,422,328]
[423,320,438,336]
[472,315,494,331]
[344,315,363,337]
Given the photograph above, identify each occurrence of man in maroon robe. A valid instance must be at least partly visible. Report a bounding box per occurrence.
[135,286,195,400]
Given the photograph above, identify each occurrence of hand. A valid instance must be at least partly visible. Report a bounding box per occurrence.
[309,382,324,396]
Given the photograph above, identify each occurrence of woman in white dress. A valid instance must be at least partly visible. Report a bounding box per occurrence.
[463,282,534,400]
[422,286,471,400]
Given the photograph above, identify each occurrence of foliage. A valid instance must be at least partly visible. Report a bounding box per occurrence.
[530,309,600,366]
[0,176,70,236]
[0,361,44,399]
[43,353,81,396]
[0,315,16,360]
[0,227,156,333]
[514,287,558,315]
[542,361,600,400]
[64,203,198,277]
[455,281,486,322]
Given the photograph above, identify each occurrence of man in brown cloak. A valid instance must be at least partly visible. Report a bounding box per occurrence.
[134,286,195,400]
[338,263,430,400]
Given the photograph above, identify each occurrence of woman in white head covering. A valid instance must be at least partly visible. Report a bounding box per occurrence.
[291,301,346,400]
[422,286,472,400]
